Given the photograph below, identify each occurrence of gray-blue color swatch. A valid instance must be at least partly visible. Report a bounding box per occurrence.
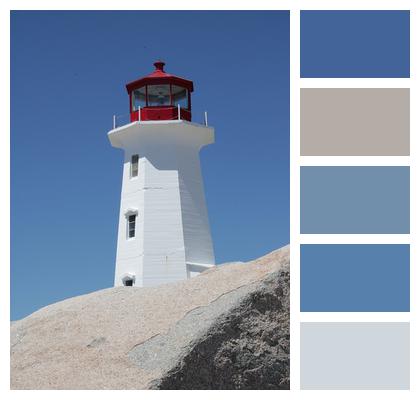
[300,166,410,233]
[301,244,410,312]
[300,10,410,77]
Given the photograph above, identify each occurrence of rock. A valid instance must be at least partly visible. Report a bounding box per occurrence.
[11,245,289,389]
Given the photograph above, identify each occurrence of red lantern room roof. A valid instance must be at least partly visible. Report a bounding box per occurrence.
[126,61,194,93]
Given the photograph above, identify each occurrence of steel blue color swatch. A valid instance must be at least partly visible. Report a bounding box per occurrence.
[300,166,410,234]
[300,244,410,312]
[300,10,410,77]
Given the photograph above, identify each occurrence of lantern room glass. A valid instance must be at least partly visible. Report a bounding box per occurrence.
[147,84,171,107]
[131,84,190,111]
[132,87,146,111]
[172,85,189,110]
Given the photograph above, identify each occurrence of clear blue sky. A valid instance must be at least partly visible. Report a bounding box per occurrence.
[11,11,290,320]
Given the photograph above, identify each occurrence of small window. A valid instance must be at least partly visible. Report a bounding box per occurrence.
[127,214,136,238]
[130,154,139,178]
[124,279,133,286]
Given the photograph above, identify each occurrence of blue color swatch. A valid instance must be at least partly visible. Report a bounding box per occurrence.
[300,10,410,78]
[301,244,410,312]
[300,166,410,234]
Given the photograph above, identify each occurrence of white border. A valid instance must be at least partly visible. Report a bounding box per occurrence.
[300,156,411,166]
[2,1,419,399]
[290,7,300,393]
[301,78,411,88]
[300,234,411,244]
[300,312,411,323]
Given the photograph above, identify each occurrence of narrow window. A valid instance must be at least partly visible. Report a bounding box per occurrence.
[130,154,139,178]
[124,279,133,286]
[127,214,136,238]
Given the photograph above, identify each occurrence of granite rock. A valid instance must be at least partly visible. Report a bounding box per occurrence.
[11,245,289,389]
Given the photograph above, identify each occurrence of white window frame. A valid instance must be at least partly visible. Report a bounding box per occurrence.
[125,209,138,240]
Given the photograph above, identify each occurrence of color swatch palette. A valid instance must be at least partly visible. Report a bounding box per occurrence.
[298,10,410,390]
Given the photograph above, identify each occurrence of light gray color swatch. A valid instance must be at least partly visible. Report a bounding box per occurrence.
[301,322,410,390]
[300,166,410,233]
[301,88,410,155]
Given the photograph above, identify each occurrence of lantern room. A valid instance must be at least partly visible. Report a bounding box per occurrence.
[126,61,193,122]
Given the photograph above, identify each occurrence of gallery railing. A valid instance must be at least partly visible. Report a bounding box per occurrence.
[112,105,208,129]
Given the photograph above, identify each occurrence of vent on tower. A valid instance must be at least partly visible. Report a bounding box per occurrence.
[121,273,136,287]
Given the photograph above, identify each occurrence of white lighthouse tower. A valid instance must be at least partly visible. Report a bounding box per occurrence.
[108,61,215,287]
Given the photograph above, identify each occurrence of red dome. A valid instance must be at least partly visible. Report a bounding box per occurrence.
[126,61,194,93]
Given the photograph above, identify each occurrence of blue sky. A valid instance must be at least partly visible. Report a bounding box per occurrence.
[11,11,290,320]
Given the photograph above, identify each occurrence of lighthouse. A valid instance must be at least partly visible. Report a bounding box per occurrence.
[108,61,215,287]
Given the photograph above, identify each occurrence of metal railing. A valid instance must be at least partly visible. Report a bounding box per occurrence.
[113,113,131,129]
[112,105,209,129]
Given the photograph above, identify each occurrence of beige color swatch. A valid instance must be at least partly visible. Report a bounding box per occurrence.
[301,88,409,155]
